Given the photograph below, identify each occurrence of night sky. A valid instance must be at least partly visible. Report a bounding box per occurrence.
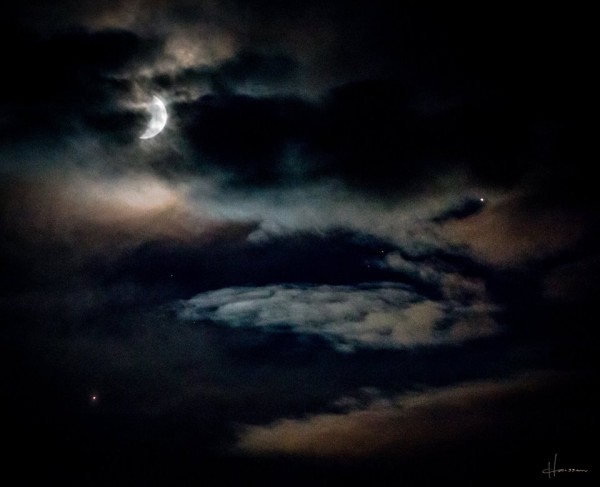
[1,2,597,485]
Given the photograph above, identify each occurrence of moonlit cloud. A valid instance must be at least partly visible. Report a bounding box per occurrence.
[176,282,500,351]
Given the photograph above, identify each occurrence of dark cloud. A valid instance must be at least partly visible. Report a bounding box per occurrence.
[173,76,590,202]
[152,50,298,95]
[217,50,299,90]
[3,1,593,201]
[178,94,316,185]
[543,255,600,304]
[0,26,161,147]
[431,197,486,223]
[96,229,416,296]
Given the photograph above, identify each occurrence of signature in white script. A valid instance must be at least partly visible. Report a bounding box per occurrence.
[542,453,588,479]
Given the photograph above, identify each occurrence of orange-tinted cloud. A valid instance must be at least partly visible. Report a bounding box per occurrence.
[441,193,586,267]
[236,372,563,459]
[2,172,257,255]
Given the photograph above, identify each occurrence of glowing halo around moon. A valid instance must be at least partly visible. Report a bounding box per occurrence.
[140,95,168,139]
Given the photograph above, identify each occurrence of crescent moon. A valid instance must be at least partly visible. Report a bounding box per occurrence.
[140,96,168,139]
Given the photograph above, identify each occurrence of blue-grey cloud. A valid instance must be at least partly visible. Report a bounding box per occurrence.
[176,282,499,352]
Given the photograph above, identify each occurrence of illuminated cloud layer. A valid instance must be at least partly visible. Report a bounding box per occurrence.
[236,373,560,458]
[176,283,499,351]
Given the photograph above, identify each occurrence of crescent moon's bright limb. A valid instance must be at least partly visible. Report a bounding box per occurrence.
[140,96,168,139]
